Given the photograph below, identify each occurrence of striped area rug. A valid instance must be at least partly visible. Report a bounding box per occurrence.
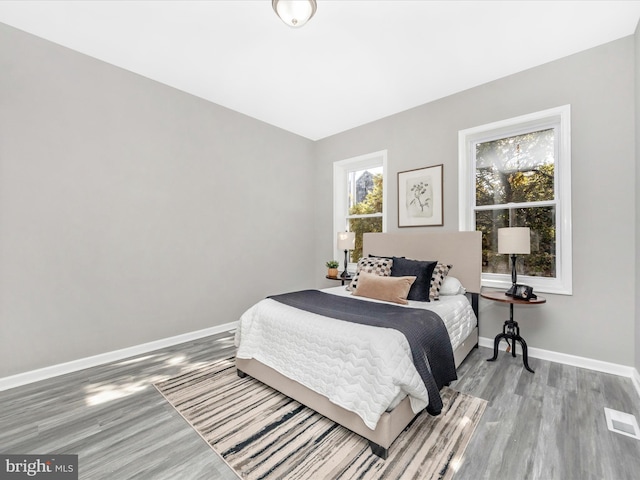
[155,358,486,480]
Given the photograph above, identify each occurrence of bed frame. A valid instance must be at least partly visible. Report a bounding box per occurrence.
[236,231,482,458]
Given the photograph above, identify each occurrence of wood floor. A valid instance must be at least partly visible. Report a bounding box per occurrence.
[1,330,639,479]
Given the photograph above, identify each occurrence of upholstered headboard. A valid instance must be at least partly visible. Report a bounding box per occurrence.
[362,231,482,294]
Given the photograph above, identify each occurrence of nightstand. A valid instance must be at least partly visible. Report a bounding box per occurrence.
[481,290,546,373]
[325,275,352,286]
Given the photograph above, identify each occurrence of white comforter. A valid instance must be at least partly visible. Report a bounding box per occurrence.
[234,287,475,430]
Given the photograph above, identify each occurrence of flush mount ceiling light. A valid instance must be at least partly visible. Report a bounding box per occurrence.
[272,0,317,28]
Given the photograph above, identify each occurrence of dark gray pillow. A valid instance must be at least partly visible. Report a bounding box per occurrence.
[390,257,438,302]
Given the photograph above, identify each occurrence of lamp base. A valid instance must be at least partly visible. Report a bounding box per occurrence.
[503,253,520,297]
[341,249,351,279]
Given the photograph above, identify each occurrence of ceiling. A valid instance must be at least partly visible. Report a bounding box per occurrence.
[1,1,640,140]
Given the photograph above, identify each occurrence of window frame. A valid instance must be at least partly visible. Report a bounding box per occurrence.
[333,150,388,267]
[458,105,572,295]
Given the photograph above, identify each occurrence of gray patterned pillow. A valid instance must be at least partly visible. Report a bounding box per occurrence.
[430,263,452,300]
[347,257,393,291]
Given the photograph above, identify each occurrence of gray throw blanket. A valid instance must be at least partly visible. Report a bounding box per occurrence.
[268,289,457,415]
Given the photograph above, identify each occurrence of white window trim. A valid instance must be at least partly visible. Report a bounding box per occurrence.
[333,150,388,266]
[458,105,572,295]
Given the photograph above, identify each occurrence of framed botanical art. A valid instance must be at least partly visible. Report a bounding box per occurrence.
[398,164,443,227]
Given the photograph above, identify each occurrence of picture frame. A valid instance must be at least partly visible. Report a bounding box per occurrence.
[398,164,443,227]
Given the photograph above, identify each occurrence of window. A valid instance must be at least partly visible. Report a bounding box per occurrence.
[334,151,387,264]
[458,106,572,294]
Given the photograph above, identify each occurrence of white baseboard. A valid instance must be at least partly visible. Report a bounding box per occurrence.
[1,328,637,395]
[479,336,638,380]
[0,322,238,392]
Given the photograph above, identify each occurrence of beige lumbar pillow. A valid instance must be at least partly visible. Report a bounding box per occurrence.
[352,272,417,305]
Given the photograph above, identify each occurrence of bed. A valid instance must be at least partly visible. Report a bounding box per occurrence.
[234,231,482,458]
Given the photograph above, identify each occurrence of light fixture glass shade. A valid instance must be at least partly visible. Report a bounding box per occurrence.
[498,227,531,254]
[337,231,356,250]
[272,0,317,28]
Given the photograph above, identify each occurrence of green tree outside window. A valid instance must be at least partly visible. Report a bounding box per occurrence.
[475,129,556,278]
[348,174,383,262]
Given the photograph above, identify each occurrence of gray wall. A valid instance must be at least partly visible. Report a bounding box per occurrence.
[635,21,640,376]
[315,37,637,366]
[0,23,316,377]
[1,22,637,378]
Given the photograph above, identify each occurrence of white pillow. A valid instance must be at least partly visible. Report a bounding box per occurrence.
[439,276,466,296]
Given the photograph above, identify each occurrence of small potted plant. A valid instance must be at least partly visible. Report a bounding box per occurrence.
[326,260,339,278]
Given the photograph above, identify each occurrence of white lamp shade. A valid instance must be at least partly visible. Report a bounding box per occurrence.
[498,227,531,254]
[272,0,317,27]
[337,231,356,250]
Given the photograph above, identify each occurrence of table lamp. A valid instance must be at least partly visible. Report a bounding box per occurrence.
[498,227,530,295]
[337,232,356,279]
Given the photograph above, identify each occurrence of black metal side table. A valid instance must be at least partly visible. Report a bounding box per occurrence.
[481,290,546,373]
[325,275,352,286]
